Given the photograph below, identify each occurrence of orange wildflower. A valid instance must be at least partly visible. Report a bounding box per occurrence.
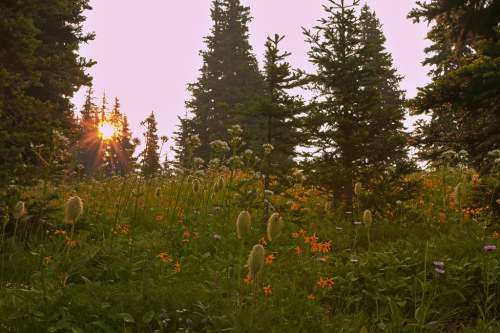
[307,295,314,300]
[266,254,276,264]
[174,261,180,272]
[258,237,268,245]
[184,231,190,238]
[299,229,307,235]
[182,239,190,243]
[292,232,299,239]
[193,232,199,239]
[295,246,302,254]
[157,252,173,262]
[54,230,66,235]
[244,275,254,285]
[44,257,51,264]
[493,231,499,239]
[263,284,272,295]
[156,215,163,221]
[291,202,300,211]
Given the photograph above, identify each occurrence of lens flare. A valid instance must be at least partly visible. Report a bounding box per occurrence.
[98,121,117,140]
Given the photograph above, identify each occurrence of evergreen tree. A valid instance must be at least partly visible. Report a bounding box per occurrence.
[408,0,500,170]
[301,0,407,205]
[75,88,101,174]
[140,112,161,177]
[116,115,138,175]
[252,34,304,190]
[0,0,95,186]
[175,0,263,163]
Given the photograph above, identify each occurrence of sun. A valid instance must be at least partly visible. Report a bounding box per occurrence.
[98,121,117,140]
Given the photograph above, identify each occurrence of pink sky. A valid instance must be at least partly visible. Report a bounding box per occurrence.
[72,0,432,159]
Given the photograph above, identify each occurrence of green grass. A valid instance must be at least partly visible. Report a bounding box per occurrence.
[0,167,498,332]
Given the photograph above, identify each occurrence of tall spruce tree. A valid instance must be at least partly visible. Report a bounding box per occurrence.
[175,0,263,164]
[0,0,95,186]
[408,0,500,170]
[252,34,304,190]
[301,0,407,205]
[116,115,138,175]
[140,112,161,177]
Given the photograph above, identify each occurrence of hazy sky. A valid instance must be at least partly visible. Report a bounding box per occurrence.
[72,0,432,159]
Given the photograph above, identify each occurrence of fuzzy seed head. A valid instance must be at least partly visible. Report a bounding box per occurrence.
[363,210,372,227]
[454,183,466,205]
[247,244,265,278]
[13,201,25,219]
[236,211,251,239]
[155,187,162,198]
[325,201,333,213]
[354,182,362,196]
[267,213,283,241]
[64,196,83,224]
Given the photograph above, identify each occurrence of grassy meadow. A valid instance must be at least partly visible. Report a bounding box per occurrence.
[0,154,499,332]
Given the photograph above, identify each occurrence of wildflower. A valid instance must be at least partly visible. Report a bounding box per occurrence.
[292,232,299,238]
[350,259,358,263]
[291,202,300,211]
[433,261,444,267]
[363,210,372,227]
[298,229,307,235]
[213,234,221,240]
[325,201,333,213]
[396,200,402,205]
[492,231,498,239]
[236,211,251,239]
[353,221,362,225]
[262,143,274,155]
[267,213,283,241]
[54,230,66,235]
[174,261,181,272]
[44,257,51,264]
[156,215,163,221]
[453,183,466,206]
[248,244,265,278]
[354,182,362,196]
[13,201,25,219]
[244,275,254,285]
[157,252,173,262]
[295,246,302,254]
[304,233,318,245]
[266,254,276,264]
[335,227,343,230]
[263,284,272,295]
[307,295,314,300]
[484,245,496,251]
[435,268,445,274]
[64,196,83,224]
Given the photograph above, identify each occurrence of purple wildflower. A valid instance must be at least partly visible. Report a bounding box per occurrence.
[484,245,496,251]
[353,221,362,225]
[268,206,276,211]
[350,259,358,263]
[336,227,343,230]
[433,261,444,267]
[213,234,221,239]
[435,268,445,274]
[214,206,221,211]
[345,211,352,214]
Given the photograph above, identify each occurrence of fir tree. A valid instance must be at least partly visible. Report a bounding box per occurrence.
[0,0,95,186]
[408,0,500,170]
[140,112,161,177]
[301,0,408,205]
[116,115,138,175]
[252,34,304,190]
[175,0,263,163]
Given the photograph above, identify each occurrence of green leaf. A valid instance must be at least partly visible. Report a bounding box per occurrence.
[118,313,135,323]
[142,310,155,324]
[415,306,426,323]
[72,328,86,333]
[92,321,115,333]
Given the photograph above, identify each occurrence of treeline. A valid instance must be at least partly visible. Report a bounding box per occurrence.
[0,0,498,203]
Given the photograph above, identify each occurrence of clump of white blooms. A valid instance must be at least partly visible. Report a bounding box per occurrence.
[264,190,274,196]
[488,149,500,158]
[210,140,230,152]
[227,124,243,136]
[244,149,253,158]
[262,143,274,155]
[186,135,201,149]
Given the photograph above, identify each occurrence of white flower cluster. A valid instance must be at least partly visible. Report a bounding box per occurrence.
[262,143,274,155]
[227,124,243,136]
[210,140,230,152]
